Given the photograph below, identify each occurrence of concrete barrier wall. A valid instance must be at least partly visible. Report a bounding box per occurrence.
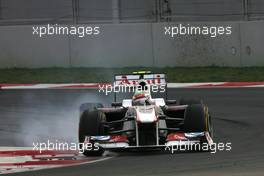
[0,26,70,68]
[152,22,242,67]
[70,23,154,67]
[240,21,264,66]
[0,21,263,68]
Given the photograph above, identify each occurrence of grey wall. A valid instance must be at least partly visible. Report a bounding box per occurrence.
[152,22,242,67]
[78,0,113,22]
[0,0,264,24]
[70,23,154,67]
[240,21,264,66]
[0,21,263,68]
[167,0,244,21]
[0,26,70,68]
[1,0,73,20]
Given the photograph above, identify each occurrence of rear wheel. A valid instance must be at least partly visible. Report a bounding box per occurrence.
[79,110,106,156]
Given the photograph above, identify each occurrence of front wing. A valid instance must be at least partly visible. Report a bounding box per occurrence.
[85,132,213,151]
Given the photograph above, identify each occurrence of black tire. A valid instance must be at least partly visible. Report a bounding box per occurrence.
[183,104,210,133]
[79,110,106,156]
[179,98,202,105]
[80,103,103,115]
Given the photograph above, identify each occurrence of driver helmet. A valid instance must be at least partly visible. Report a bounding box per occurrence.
[132,91,148,105]
[132,80,150,105]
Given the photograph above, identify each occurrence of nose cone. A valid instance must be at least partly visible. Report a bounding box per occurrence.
[136,106,157,123]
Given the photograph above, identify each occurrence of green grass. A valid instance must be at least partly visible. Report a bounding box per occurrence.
[0,67,264,83]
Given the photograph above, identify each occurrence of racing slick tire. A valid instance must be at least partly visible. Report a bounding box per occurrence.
[79,110,106,156]
[179,98,202,105]
[183,104,212,133]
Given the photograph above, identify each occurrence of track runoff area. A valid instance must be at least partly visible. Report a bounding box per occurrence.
[0,148,111,174]
[0,82,264,174]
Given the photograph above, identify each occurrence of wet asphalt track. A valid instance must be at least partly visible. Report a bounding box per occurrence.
[1,88,264,176]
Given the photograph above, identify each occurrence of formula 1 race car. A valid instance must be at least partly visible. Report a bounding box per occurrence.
[78,71,213,156]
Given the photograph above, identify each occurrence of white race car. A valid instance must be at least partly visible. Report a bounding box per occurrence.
[78,71,213,156]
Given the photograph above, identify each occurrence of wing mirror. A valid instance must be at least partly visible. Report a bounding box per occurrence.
[165,100,177,105]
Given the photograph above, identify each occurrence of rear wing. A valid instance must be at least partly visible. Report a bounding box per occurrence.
[114,73,167,86]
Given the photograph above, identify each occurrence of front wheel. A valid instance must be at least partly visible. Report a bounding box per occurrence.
[79,110,106,156]
[183,104,212,135]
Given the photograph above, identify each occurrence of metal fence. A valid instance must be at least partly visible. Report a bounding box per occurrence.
[0,0,263,25]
